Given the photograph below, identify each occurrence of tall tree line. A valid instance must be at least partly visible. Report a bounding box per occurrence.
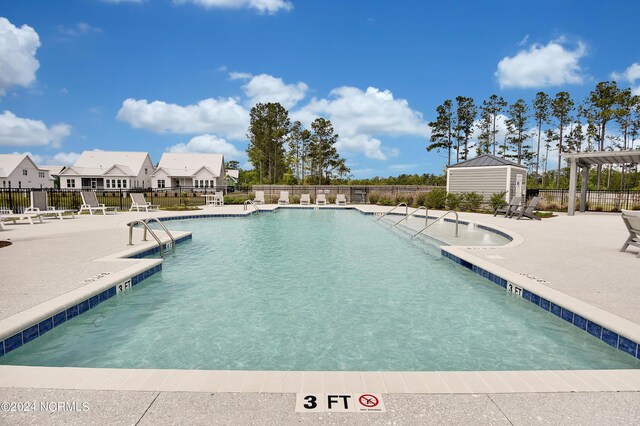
[427,80,640,189]
[246,102,350,185]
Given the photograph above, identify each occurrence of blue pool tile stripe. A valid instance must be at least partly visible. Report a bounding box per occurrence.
[0,263,164,358]
[441,249,640,361]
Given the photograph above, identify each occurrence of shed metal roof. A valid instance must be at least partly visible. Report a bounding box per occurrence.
[448,154,526,169]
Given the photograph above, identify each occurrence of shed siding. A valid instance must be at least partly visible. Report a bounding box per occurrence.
[448,168,507,198]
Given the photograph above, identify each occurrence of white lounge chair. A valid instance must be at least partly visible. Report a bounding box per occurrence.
[214,191,224,206]
[336,194,347,206]
[130,193,159,212]
[0,208,43,225]
[621,210,640,257]
[278,191,289,205]
[253,191,265,205]
[300,194,311,205]
[316,194,327,206]
[24,191,75,220]
[515,196,541,220]
[79,191,117,215]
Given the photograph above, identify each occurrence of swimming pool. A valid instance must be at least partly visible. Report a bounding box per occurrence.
[2,209,639,371]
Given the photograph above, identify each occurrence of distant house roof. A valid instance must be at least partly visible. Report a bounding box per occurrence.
[154,153,225,178]
[226,169,239,180]
[39,165,65,177]
[0,154,45,178]
[448,154,527,169]
[69,151,151,176]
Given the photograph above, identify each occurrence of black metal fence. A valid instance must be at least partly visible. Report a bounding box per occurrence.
[527,189,640,212]
[0,187,251,213]
[252,185,441,204]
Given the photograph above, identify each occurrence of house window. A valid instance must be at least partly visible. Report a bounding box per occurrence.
[39,171,45,178]
[194,181,199,188]
[122,180,127,188]
[2,181,5,187]
[67,179,75,188]
[145,168,148,175]
[106,180,111,188]
[18,181,22,188]
[209,180,214,188]
[23,169,28,176]
[200,180,204,187]
[117,180,122,188]
[157,179,165,189]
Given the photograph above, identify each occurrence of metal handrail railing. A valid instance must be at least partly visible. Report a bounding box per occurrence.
[128,220,165,257]
[393,205,429,228]
[376,203,408,222]
[411,210,459,239]
[244,199,260,213]
[143,217,176,251]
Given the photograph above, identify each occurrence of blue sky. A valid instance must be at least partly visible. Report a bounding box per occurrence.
[1,0,639,177]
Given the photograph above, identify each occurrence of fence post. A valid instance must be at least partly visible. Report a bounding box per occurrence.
[120,189,123,211]
[8,182,13,212]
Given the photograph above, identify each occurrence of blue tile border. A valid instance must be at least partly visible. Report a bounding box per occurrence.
[0,261,165,358]
[441,248,640,362]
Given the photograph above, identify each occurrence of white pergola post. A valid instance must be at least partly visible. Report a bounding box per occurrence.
[580,165,589,212]
[567,158,577,216]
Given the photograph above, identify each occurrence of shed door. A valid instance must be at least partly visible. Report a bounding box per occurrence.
[515,174,523,197]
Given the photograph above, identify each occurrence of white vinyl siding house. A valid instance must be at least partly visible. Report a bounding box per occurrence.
[152,153,226,190]
[58,151,155,190]
[446,154,527,203]
[0,154,53,189]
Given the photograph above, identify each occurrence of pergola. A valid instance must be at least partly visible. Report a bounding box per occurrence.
[562,150,640,216]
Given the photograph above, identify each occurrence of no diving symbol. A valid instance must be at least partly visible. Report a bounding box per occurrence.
[358,394,379,408]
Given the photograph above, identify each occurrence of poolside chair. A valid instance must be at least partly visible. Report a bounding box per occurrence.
[300,194,311,205]
[79,191,117,215]
[514,196,541,220]
[278,191,289,205]
[129,193,159,212]
[620,210,640,257]
[494,196,521,218]
[24,191,75,220]
[214,191,224,206]
[316,194,327,206]
[0,208,43,225]
[253,191,265,205]
[336,194,347,206]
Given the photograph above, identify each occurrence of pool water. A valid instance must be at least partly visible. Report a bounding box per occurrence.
[2,209,639,371]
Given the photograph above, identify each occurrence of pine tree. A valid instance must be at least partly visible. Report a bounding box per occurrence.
[551,92,574,188]
[247,102,291,184]
[307,118,349,184]
[454,96,477,162]
[532,92,551,175]
[482,95,508,155]
[426,100,455,166]
[505,99,530,165]
[475,106,492,156]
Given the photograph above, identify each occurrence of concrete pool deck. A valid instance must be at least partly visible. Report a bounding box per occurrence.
[0,204,639,424]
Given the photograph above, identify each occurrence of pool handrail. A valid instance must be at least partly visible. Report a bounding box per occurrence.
[393,205,429,228]
[411,210,459,239]
[127,219,166,257]
[244,199,260,213]
[376,203,408,222]
[144,217,176,251]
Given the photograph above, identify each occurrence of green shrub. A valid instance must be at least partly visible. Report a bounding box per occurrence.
[378,196,394,206]
[405,193,415,207]
[291,194,301,204]
[368,191,380,204]
[415,192,428,207]
[425,188,447,209]
[445,192,461,210]
[269,194,280,204]
[489,192,508,212]
[223,193,250,204]
[327,194,337,204]
[394,193,407,204]
[459,192,484,212]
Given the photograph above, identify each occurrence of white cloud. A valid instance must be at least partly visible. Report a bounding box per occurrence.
[0,17,40,96]
[173,0,293,14]
[0,111,71,148]
[496,39,587,89]
[116,97,249,140]
[611,63,640,95]
[167,134,244,159]
[296,86,427,161]
[50,151,81,165]
[301,86,427,138]
[57,22,102,38]
[234,72,308,108]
